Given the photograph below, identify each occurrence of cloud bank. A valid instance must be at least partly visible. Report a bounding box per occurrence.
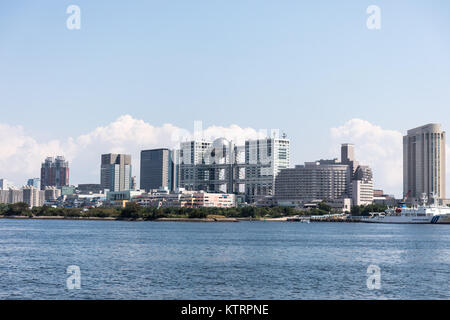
[0,115,261,187]
[330,119,450,198]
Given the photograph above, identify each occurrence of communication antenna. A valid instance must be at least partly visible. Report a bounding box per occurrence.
[420,193,428,206]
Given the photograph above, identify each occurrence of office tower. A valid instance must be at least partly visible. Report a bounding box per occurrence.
[179,139,236,193]
[176,134,290,202]
[40,156,69,190]
[179,140,212,165]
[341,143,359,173]
[245,136,290,202]
[172,149,180,191]
[341,143,354,164]
[100,153,132,192]
[27,178,41,189]
[340,144,373,205]
[340,143,359,195]
[403,124,446,202]
[140,149,175,192]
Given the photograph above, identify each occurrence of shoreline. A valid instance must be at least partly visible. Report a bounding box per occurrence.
[0,215,241,222]
[0,215,363,222]
[0,215,302,222]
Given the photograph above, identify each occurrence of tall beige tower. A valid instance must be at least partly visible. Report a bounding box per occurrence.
[403,124,446,202]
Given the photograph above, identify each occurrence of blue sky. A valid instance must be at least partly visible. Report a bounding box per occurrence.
[1,1,450,196]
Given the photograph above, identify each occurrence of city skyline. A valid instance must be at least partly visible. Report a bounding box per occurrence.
[0,118,448,199]
[2,1,450,304]
[1,2,450,198]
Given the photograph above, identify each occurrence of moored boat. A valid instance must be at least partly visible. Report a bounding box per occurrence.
[361,194,450,224]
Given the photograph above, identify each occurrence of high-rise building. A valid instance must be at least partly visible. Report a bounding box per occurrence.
[40,156,69,190]
[179,138,239,193]
[100,153,132,192]
[341,143,359,173]
[342,144,373,205]
[352,165,374,206]
[403,124,446,202]
[179,140,212,165]
[275,144,373,206]
[275,159,350,203]
[245,136,290,202]
[177,135,290,203]
[27,178,41,189]
[341,143,355,164]
[140,149,175,192]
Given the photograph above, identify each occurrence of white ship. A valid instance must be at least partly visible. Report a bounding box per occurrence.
[361,194,450,224]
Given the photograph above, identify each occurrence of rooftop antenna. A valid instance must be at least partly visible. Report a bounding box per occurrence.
[430,192,439,207]
[420,193,428,206]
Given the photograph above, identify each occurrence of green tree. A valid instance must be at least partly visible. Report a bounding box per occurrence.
[5,202,30,216]
[318,201,332,213]
[120,202,143,219]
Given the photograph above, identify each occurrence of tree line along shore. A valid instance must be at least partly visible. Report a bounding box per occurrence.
[0,202,388,221]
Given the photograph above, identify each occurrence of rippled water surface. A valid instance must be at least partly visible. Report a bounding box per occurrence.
[1,219,449,299]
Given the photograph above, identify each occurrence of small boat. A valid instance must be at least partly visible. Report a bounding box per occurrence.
[287,215,310,223]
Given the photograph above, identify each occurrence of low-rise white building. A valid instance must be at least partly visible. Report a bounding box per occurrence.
[133,189,236,208]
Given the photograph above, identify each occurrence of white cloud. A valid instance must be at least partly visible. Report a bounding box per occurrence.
[330,119,450,199]
[330,119,404,197]
[0,115,261,187]
[0,123,78,186]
